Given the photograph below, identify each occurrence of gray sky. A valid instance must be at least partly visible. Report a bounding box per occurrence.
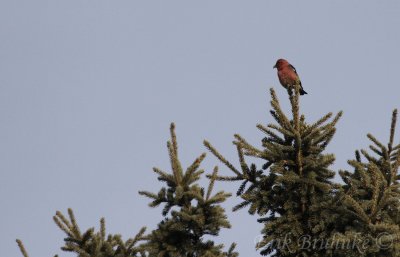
[1,1,400,256]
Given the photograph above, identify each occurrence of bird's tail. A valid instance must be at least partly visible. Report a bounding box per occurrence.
[299,84,307,95]
[300,88,308,95]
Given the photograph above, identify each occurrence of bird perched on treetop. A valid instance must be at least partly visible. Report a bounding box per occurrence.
[274,59,307,95]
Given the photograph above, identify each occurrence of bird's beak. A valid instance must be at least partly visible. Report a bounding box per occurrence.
[273,64,276,69]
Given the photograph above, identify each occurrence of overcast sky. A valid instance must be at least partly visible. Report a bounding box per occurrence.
[1,1,400,256]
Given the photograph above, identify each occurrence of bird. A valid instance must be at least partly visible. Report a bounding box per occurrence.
[273,59,307,95]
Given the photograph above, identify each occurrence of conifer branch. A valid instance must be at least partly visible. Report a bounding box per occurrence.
[269,88,293,131]
[126,227,147,249]
[236,180,248,196]
[389,109,398,151]
[304,112,333,135]
[360,149,380,164]
[53,211,74,238]
[370,163,383,217]
[355,150,361,162]
[288,86,300,131]
[392,151,400,180]
[369,145,383,156]
[236,145,249,175]
[206,174,242,181]
[233,134,264,157]
[170,122,178,159]
[372,188,391,221]
[100,218,105,241]
[266,124,295,138]
[68,208,81,240]
[257,124,285,144]
[152,167,175,185]
[204,140,242,177]
[367,133,386,151]
[226,243,238,257]
[206,166,219,200]
[288,86,306,212]
[232,200,251,212]
[167,141,183,184]
[302,113,341,145]
[138,190,158,200]
[16,239,29,257]
[331,111,343,126]
[343,194,371,223]
[184,153,206,183]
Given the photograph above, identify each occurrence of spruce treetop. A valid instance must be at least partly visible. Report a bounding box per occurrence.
[336,109,400,257]
[140,123,237,257]
[205,86,342,256]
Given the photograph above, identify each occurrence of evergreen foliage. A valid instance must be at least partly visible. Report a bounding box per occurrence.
[334,109,400,256]
[139,123,237,257]
[16,85,400,257]
[17,124,236,257]
[204,86,342,256]
[17,209,147,257]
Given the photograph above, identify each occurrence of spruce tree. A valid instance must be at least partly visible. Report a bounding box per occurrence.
[139,123,237,257]
[17,209,147,257]
[15,83,400,257]
[16,123,237,257]
[335,109,400,256]
[204,87,342,256]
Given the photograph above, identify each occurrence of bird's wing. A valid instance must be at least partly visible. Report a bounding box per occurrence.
[289,64,302,86]
[289,64,298,75]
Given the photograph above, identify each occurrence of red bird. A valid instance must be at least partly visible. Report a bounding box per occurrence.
[273,59,307,95]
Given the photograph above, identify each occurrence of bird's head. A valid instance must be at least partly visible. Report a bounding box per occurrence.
[273,59,289,69]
